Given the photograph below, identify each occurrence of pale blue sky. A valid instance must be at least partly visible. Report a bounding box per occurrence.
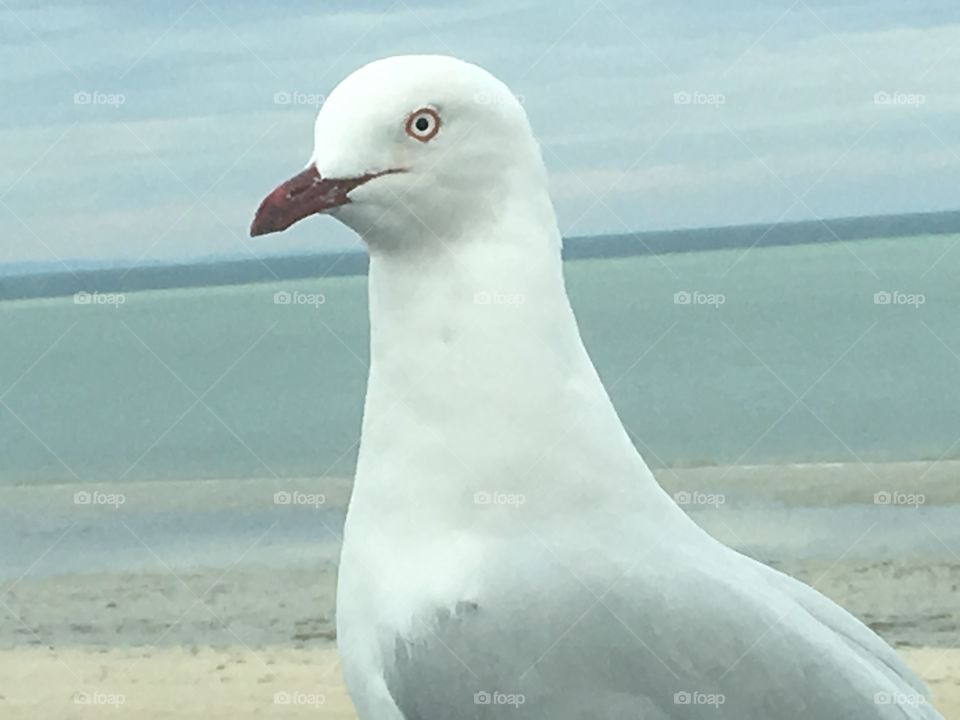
[1,1,959,267]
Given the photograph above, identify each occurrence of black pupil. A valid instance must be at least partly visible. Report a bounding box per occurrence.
[415,116,430,132]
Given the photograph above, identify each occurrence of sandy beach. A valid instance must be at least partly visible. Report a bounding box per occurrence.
[3,558,957,719]
[2,463,958,717]
[0,646,955,719]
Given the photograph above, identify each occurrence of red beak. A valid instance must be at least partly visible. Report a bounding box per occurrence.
[250,165,403,237]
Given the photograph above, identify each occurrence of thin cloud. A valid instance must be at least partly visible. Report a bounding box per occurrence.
[1,2,959,264]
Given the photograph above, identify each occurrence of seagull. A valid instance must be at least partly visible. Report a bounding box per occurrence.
[251,55,942,720]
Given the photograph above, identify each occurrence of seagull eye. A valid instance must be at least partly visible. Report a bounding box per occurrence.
[405,108,441,142]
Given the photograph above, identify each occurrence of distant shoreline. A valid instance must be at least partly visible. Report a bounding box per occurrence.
[3,208,959,301]
[3,460,958,502]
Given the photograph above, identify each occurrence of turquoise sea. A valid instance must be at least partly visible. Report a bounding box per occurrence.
[2,233,958,486]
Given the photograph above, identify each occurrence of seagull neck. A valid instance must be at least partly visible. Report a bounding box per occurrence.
[365,216,582,384]
[352,213,662,527]
[365,184,575,358]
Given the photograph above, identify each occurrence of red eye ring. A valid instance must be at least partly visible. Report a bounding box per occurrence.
[405,108,441,142]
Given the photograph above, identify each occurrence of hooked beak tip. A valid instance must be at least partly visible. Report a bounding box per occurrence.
[249,166,407,238]
[249,189,291,237]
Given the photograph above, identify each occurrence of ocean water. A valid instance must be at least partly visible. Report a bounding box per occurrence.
[1,234,958,486]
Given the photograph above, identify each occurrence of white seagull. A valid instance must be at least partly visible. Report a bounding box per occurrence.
[251,55,942,720]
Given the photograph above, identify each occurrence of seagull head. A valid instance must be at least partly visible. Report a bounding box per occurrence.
[250,55,546,245]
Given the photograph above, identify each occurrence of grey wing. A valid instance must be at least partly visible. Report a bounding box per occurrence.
[382,545,943,720]
[748,553,931,699]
